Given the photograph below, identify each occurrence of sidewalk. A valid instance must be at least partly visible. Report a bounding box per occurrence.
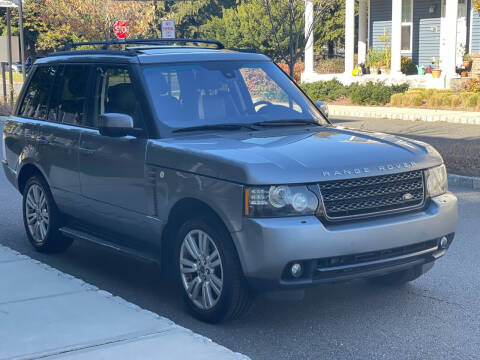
[0,245,248,360]
[328,104,480,126]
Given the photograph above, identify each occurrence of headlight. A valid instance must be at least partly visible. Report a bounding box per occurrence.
[245,185,320,217]
[424,165,448,197]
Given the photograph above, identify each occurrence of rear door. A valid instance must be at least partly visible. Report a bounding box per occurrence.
[36,64,90,214]
[77,64,151,242]
[7,65,55,174]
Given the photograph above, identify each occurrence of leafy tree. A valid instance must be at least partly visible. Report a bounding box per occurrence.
[314,0,345,57]
[474,0,480,14]
[259,0,334,77]
[165,0,236,38]
[203,1,283,59]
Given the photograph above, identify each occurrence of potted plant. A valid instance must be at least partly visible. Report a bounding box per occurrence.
[431,57,442,78]
[461,71,468,78]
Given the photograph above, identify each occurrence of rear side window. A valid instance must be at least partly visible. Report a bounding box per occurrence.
[48,65,90,126]
[93,65,144,128]
[18,66,56,119]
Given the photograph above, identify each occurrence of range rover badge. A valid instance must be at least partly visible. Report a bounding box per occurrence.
[402,193,414,201]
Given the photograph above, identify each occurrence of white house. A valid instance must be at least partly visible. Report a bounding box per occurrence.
[302,0,480,88]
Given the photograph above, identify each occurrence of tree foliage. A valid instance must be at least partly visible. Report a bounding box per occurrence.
[474,0,480,15]
[165,0,236,38]
[259,0,334,77]
[203,1,282,59]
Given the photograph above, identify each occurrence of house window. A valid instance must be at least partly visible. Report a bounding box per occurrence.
[401,0,413,52]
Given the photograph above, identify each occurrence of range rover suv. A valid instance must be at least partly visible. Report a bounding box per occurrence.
[1,39,458,323]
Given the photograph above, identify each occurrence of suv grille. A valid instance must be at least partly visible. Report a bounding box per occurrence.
[318,170,425,220]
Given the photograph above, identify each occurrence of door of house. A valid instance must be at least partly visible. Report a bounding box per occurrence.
[440,0,448,68]
[440,0,467,69]
[456,0,468,67]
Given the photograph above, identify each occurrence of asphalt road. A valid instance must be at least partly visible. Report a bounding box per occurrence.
[1,137,479,359]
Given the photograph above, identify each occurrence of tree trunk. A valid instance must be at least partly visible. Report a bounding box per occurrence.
[328,41,334,58]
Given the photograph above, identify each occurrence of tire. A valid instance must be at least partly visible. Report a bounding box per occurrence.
[22,176,73,253]
[175,216,251,323]
[368,265,425,286]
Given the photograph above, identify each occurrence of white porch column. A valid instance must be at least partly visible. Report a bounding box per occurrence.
[391,0,402,73]
[345,0,355,75]
[443,0,458,77]
[304,0,315,74]
[358,0,368,65]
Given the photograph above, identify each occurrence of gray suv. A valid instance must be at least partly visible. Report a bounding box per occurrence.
[1,39,458,323]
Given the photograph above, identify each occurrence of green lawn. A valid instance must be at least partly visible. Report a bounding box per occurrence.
[0,72,24,83]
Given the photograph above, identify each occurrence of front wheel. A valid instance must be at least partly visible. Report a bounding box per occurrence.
[175,217,251,323]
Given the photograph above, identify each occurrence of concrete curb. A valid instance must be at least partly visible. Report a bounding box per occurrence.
[448,174,480,190]
[0,245,250,360]
[328,105,480,125]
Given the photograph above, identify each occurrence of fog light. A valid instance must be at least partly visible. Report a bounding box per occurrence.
[291,263,303,278]
[440,236,449,249]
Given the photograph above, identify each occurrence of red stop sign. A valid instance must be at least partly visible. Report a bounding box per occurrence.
[113,20,129,40]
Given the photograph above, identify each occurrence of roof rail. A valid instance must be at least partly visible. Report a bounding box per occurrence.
[62,38,225,51]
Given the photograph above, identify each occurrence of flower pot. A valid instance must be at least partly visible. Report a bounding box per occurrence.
[432,69,442,78]
[461,71,468,78]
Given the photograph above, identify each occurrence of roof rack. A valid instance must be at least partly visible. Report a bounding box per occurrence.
[62,38,225,51]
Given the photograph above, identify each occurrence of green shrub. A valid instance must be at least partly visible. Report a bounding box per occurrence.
[428,94,443,107]
[441,94,452,106]
[401,56,417,75]
[300,79,348,101]
[461,92,474,106]
[467,94,479,107]
[349,81,409,105]
[390,93,403,106]
[411,94,423,106]
[450,95,462,107]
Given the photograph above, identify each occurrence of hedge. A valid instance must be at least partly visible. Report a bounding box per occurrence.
[300,80,409,105]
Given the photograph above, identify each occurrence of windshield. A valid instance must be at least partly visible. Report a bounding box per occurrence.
[142,61,327,131]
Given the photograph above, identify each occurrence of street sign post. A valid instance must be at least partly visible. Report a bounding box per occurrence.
[113,20,129,40]
[161,20,175,39]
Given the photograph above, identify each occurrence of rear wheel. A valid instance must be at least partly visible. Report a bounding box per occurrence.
[175,216,251,323]
[22,176,73,253]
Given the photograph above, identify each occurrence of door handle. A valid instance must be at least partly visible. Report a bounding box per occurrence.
[80,148,96,156]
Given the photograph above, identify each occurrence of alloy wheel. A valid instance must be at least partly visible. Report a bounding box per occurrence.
[25,184,50,244]
[180,229,224,310]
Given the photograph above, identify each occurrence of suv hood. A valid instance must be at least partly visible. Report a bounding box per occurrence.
[147,126,443,185]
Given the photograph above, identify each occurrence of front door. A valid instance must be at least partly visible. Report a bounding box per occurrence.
[77,65,151,243]
[456,0,468,66]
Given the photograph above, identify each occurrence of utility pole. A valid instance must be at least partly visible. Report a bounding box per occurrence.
[6,7,14,105]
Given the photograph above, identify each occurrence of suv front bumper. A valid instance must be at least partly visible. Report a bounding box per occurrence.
[232,192,457,289]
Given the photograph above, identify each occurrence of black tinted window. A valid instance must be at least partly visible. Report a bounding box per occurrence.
[18,66,56,119]
[93,65,143,128]
[48,65,90,126]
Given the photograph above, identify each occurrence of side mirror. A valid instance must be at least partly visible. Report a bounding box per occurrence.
[314,101,329,119]
[98,113,144,137]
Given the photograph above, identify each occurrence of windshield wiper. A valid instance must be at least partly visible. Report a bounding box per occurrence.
[173,123,258,133]
[252,119,321,127]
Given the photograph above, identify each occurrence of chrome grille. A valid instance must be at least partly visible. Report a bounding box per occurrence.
[319,170,425,220]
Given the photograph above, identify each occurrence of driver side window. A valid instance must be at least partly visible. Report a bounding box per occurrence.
[93,65,144,129]
[239,67,301,112]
